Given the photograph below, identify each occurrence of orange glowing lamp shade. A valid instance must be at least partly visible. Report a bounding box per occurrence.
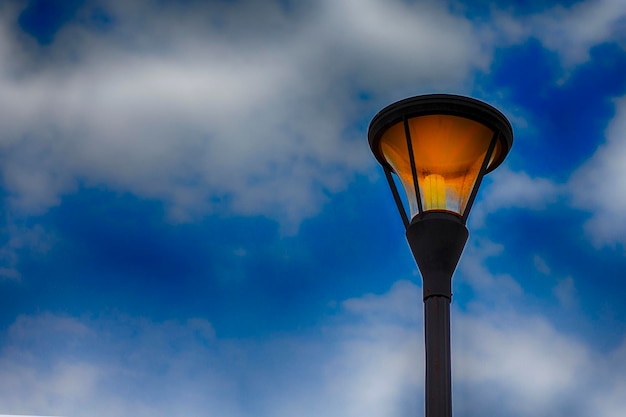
[379,115,497,216]
[368,95,513,222]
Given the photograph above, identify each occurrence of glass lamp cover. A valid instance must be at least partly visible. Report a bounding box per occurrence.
[380,114,499,218]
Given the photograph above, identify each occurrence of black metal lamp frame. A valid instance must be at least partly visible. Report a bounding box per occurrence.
[368,94,513,417]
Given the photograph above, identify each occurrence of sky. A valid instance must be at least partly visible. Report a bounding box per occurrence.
[0,0,626,416]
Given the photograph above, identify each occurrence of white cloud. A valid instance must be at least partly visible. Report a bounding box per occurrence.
[455,237,524,313]
[452,312,593,416]
[0,290,423,417]
[553,276,578,309]
[569,96,626,248]
[533,254,551,275]
[0,220,53,281]
[530,0,626,66]
[1,280,625,417]
[342,279,421,325]
[494,0,626,66]
[0,0,493,229]
[470,167,561,227]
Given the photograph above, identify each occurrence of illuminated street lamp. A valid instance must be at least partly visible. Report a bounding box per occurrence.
[368,94,513,417]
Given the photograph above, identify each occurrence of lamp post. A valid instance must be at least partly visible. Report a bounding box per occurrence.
[368,94,513,417]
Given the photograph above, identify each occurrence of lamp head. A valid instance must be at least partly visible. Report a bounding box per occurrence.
[368,94,513,225]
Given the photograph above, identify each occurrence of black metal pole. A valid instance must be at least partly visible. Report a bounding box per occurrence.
[424,295,452,417]
[406,212,468,417]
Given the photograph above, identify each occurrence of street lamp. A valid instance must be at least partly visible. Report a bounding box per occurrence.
[368,94,513,417]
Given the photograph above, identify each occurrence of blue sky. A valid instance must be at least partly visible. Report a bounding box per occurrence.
[1,0,626,415]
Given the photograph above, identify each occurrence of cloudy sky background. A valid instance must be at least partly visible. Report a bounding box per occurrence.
[1,0,626,415]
